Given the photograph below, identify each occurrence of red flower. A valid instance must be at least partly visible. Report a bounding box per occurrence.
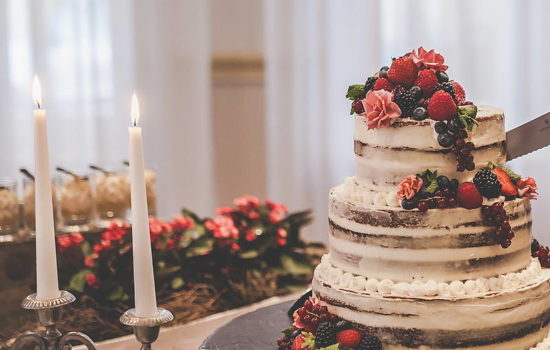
[70,232,84,245]
[234,195,261,219]
[276,237,287,246]
[100,239,114,249]
[170,215,195,231]
[266,200,288,224]
[410,47,448,71]
[245,229,258,242]
[85,274,99,288]
[57,235,73,252]
[517,177,538,199]
[215,206,234,215]
[205,216,239,240]
[93,244,105,253]
[231,243,241,252]
[234,195,260,209]
[84,255,97,268]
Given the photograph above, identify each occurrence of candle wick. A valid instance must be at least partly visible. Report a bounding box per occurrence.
[122,160,130,166]
[34,100,41,109]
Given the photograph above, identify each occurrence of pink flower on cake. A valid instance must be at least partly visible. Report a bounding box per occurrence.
[397,175,424,200]
[361,90,401,130]
[410,47,448,71]
[516,177,538,199]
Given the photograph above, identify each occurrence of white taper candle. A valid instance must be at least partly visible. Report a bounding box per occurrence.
[33,76,60,300]
[128,93,157,317]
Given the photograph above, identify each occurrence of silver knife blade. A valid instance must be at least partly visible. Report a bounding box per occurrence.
[506,111,550,161]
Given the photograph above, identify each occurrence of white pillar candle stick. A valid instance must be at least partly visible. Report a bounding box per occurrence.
[128,93,157,317]
[33,76,60,300]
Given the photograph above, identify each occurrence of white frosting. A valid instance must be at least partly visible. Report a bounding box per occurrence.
[329,188,533,282]
[336,176,401,208]
[354,105,506,192]
[315,254,544,298]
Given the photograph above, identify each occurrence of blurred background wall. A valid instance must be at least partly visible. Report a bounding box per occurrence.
[0,0,549,243]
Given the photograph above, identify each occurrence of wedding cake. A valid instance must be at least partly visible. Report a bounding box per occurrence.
[277,48,550,350]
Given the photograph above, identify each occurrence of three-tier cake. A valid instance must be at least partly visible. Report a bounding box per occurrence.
[277,48,550,350]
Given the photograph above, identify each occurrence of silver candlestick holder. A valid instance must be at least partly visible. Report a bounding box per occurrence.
[120,308,173,350]
[9,290,96,349]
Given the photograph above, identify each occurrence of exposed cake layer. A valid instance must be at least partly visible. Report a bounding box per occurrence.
[329,185,532,282]
[313,265,550,349]
[355,105,505,192]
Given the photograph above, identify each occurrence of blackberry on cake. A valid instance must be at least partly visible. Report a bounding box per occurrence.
[363,76,378,93]
[473,169,502,198]
[393,90,417,118]
[314,322,336,348]
[358,335,383,350]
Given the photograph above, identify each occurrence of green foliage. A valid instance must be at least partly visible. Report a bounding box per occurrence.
[417,169,438,194]
[69,269,93,293]
[457,104,478,131]
[346,84,365,101]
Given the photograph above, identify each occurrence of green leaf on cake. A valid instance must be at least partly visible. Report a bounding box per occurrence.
[282,327,294,336]
[346,84,365,101]
[500,166,521,181]
[457,105,478,131]
[318,344,343,350]
[417,169,439,194]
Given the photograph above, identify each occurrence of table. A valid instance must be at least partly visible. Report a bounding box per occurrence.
[90,292,301,349]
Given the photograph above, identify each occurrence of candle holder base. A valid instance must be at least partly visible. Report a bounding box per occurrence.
[9,291,97,350]
[120,308,173,349]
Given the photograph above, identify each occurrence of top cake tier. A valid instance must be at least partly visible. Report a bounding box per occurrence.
[354,105,505,192]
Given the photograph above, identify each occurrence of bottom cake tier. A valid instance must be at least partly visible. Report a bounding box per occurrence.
[312,256,550,350]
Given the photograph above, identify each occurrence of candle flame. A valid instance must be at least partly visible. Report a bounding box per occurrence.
[131,93,140,126]
[32,75,42,108]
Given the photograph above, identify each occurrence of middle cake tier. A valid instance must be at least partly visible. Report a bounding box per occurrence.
[329,181,533,282]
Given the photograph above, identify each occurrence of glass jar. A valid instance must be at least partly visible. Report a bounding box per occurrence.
[57,173,94,232]
[0,178,20,240]
[93,170,130,227]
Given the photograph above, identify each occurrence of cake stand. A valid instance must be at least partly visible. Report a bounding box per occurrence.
[199,300,293,350]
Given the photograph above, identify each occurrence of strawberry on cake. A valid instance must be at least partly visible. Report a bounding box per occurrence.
[277,47,550,350]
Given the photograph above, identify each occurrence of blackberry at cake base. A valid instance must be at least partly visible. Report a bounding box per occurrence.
[277,47,550,350]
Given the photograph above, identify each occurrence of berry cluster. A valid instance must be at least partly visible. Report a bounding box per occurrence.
[277,297,383,350]
[531,239,550,268]
[481,202,514,248]
[400,171,459,211]
[346,48,481,172]
[295,298,338,332]
[434,119,475,171]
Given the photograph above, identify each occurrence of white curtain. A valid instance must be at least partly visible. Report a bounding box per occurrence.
[0,0,215,217]
[264,0,550,243]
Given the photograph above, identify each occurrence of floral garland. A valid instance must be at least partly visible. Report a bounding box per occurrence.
[56,195,318,304]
